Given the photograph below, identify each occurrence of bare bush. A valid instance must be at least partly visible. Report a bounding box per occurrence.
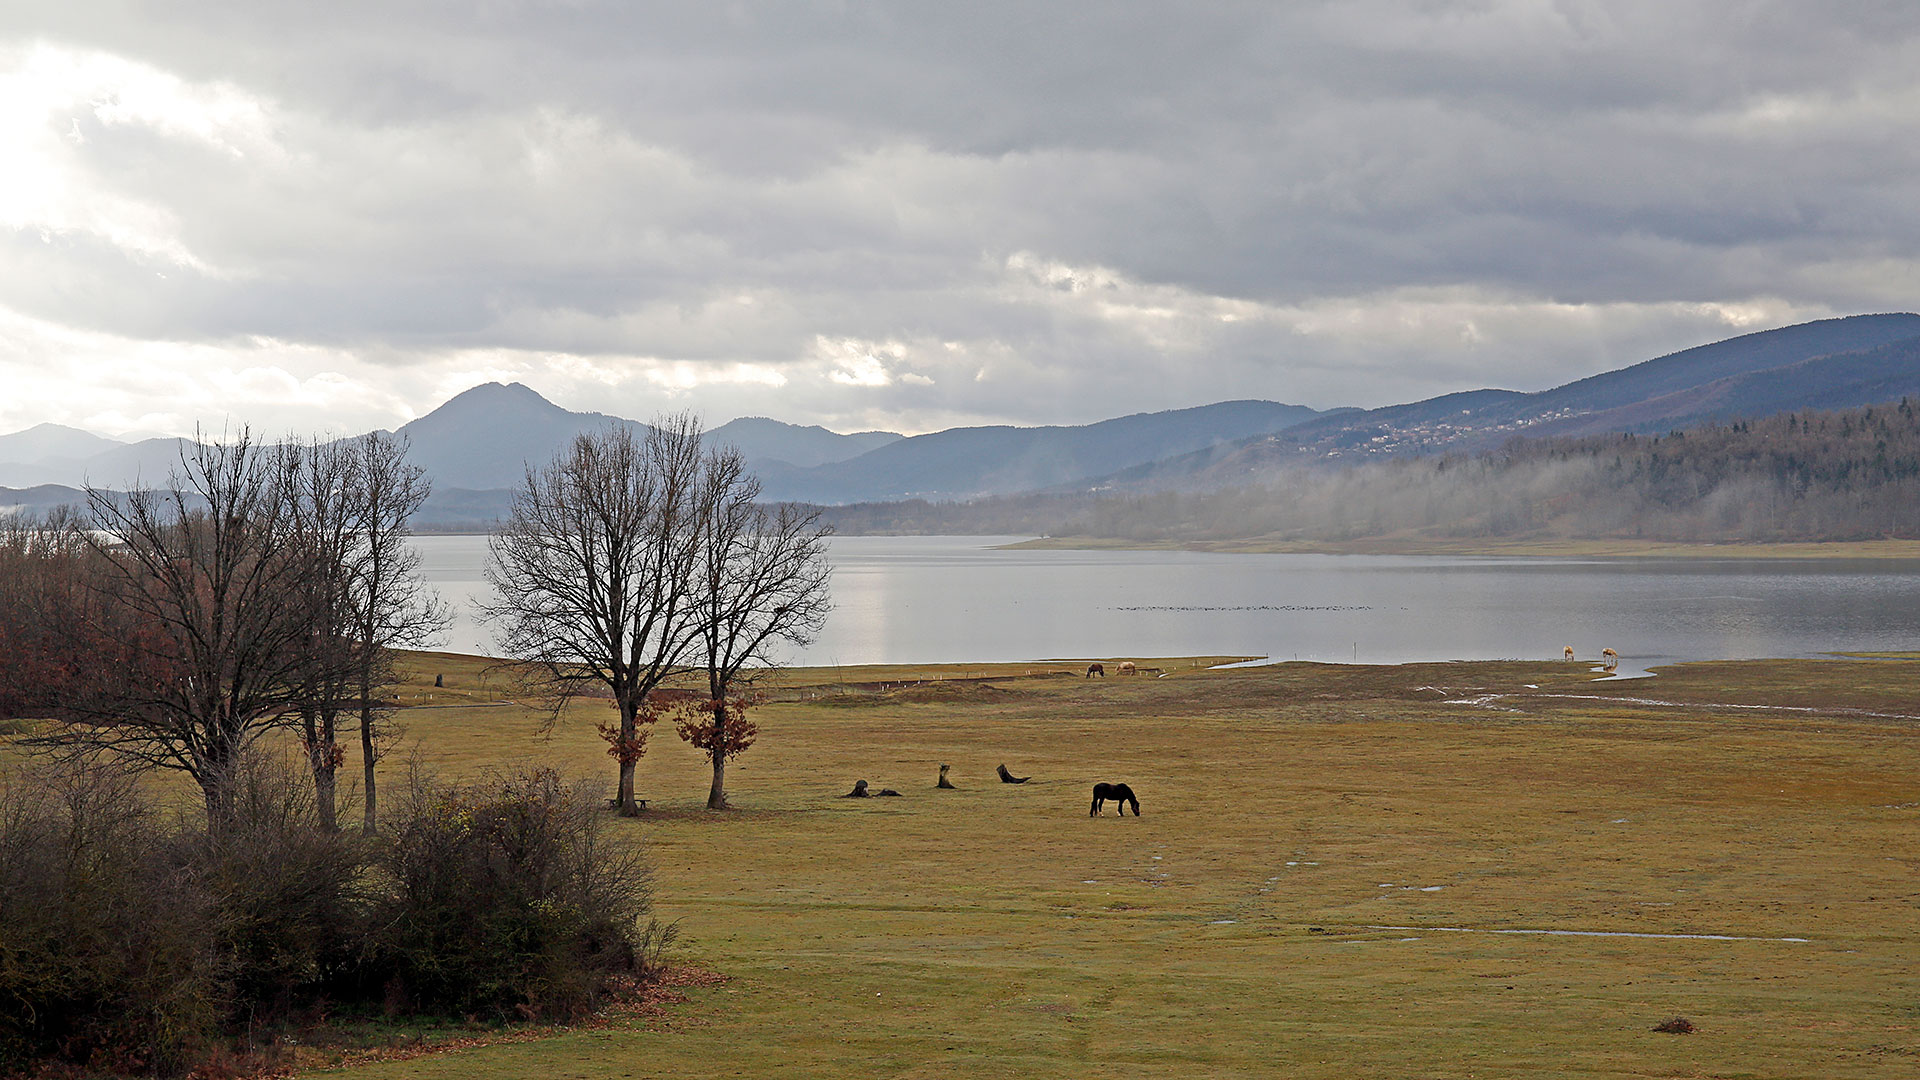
[368,765,661,1020]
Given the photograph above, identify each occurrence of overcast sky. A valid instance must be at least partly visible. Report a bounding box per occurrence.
[3,1,1917,439]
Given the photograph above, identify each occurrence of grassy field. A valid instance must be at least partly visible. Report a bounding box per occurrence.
[226,649,1916,1080]
[7,652,1918,1076]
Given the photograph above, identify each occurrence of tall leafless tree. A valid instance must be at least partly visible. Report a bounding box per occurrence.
[680,447,831,809]
[344,432,445,832]
[38,431,332,827]
[279,438,361,832]
[482,418,705,816]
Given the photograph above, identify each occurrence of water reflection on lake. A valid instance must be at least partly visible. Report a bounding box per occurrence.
[411,534,1920,674]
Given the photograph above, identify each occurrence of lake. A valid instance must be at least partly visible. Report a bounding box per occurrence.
[413,534,1920,675]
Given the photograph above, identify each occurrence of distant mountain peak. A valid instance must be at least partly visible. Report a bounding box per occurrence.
[0,422,128,470]
[429,381,565,413]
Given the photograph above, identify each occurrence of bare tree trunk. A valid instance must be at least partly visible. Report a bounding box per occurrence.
[617,761,636,815]
[616,697,642,817]
[303,706,340,832]
[360,687,379,833]
[710,691,729,803]
[314,759,338,832]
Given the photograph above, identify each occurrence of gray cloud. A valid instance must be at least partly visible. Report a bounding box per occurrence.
[2,1,1918,437]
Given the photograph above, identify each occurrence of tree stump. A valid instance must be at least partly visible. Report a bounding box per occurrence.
[997,764,1030,784]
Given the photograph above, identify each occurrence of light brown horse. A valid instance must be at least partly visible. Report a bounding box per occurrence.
[1601,648,1619,670]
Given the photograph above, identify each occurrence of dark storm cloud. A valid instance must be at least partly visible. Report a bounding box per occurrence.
[2,1,1918,436]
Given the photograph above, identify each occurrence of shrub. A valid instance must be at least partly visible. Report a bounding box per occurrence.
[0,764,223,1076]
[200,754,368,1013]
[367,766,659,1021]
[0,757,662,1075]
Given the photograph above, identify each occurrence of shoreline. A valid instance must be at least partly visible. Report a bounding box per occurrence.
[996,536,1920,559]
[417,531,1920,559]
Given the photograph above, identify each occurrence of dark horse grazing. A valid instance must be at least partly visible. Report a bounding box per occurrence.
[1090,782,1140,816]
[1086,663,1105,678]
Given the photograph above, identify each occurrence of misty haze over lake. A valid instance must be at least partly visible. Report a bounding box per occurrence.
[414,536,1920,675]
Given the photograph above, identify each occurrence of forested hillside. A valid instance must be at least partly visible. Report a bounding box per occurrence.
[821,398,1920,544]
[1067,398,1920,543]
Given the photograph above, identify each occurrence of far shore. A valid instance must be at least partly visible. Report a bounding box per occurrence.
[413,529,1920,559]
[998,535,1920,559]
[412,526,1920,557]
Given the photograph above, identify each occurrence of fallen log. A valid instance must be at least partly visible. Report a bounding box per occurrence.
[997,764,1030,784]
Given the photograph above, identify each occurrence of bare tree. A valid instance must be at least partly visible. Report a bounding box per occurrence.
[36,431,330,828]
[482,418,705,816]
[345,432,445,832]
[678,447,831,809]
[278,438,361,832]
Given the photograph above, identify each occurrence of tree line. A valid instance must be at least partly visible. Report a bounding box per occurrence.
[0,430,439,831]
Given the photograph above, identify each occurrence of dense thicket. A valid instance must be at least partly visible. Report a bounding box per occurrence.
[0,758,664,1077]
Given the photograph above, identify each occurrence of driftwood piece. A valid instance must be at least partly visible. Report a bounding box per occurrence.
[841,779,871,798]
[875,788,902,796]
[937,763,955,789]
[997,763,1030,784]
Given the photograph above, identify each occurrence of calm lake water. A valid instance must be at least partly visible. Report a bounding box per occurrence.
[412,534,1920,675]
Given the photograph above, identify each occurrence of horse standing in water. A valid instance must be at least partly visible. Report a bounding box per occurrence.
[1090,782,1140,816]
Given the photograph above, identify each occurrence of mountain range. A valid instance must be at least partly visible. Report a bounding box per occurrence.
[1096,312,1920,490]
[5,312,1920,525]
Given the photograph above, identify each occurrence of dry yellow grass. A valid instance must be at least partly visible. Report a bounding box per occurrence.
[251,651,1920,1079]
